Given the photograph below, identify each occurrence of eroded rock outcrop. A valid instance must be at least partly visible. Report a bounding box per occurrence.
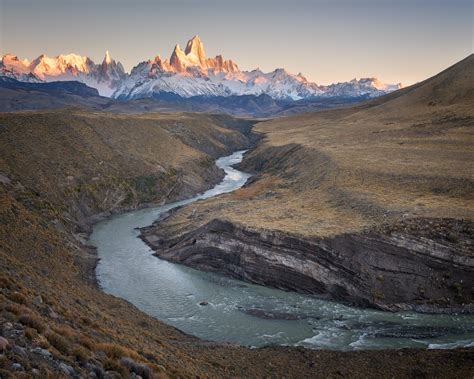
[141,218,474,313]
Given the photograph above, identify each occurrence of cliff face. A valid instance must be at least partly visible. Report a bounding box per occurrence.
[141,218,473,312]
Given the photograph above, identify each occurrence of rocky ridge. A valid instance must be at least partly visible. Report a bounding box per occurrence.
[1,36,401,100]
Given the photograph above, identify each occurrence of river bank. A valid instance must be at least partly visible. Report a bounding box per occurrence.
[142,216,473,314]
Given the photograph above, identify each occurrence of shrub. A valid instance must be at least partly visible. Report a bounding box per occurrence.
[53,324,76,339]
[5,304,27,316]
[18,314,46,333]
[80,316,92,326]
[38,337,50,349]
[0,275,13,290]
[72,346,90,363]
[24,327,38,340]
[78,335,94,350]
[103,359,128,378]
[8,292,27,304]
[45,332,70,354]
[96,343,141,361]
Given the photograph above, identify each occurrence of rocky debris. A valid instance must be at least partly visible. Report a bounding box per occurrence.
[11,362,23,371]
[120,357,152,379]
[86,364,106,378]
[369,325,462,339]
[12,345,27,357]
[31,346,52,358]
[59,362,75,376]
[238,307,309,320]
[2,322,13,331]
[0,336,10,351]
[0,173,11,185]
[142,218,474,312]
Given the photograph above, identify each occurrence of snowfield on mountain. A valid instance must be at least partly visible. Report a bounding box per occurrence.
[1,36,402,100]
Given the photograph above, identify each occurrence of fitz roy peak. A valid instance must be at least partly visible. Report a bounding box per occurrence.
[0,36,402,100]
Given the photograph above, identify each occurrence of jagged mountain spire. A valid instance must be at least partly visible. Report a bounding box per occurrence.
[104,50,112,64]
[0,35,402,100]
[184,35,207,66]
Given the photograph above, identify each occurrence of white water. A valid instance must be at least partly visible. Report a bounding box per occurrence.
[91,151,474,350]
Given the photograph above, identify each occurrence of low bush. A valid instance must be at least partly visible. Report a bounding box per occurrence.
[5,304,27,316]
[79,316,92,326]
[18,313,46,333]
[24,327,38,340]
[53,324,77,339]
[103,359,128,378]
[45,332,70,354]
[8,292,27,305]
[96,343,141,361]
[78,335,94,350]
[72,346,90,363]
[0,275,13,290]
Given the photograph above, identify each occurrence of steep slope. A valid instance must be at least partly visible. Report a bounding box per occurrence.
[0,110,254,232]
[141,55,474,311]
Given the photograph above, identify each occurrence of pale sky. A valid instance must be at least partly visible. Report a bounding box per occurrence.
[0,0,472,85]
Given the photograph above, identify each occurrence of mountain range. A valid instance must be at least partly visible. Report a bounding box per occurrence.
[0,36,402,101]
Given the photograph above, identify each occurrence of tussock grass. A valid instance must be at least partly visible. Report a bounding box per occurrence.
[8,291,27,305]
[96,343,142,361]
[72,346,90,363]
[231,176,278,200]
[18,313,46,333]
[0,275,13,290]
[160,56,474,239]
[45,332,70,354]
[103,359,129,377]
[4,303,28,316]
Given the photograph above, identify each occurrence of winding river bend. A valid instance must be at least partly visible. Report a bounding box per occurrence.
[92,151,474,350]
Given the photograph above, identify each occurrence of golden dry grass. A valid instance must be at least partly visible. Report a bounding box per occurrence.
[159,55,474,238]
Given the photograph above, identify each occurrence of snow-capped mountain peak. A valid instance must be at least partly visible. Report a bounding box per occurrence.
[168,36,238,75]
[30,53,92,79]
[170,44,189,72]
[104,50,112,65]
[184,35,207,66]
[1,36,402,101]
[1,54,31,75]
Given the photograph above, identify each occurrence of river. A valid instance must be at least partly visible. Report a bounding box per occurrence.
[91,150,474,350]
